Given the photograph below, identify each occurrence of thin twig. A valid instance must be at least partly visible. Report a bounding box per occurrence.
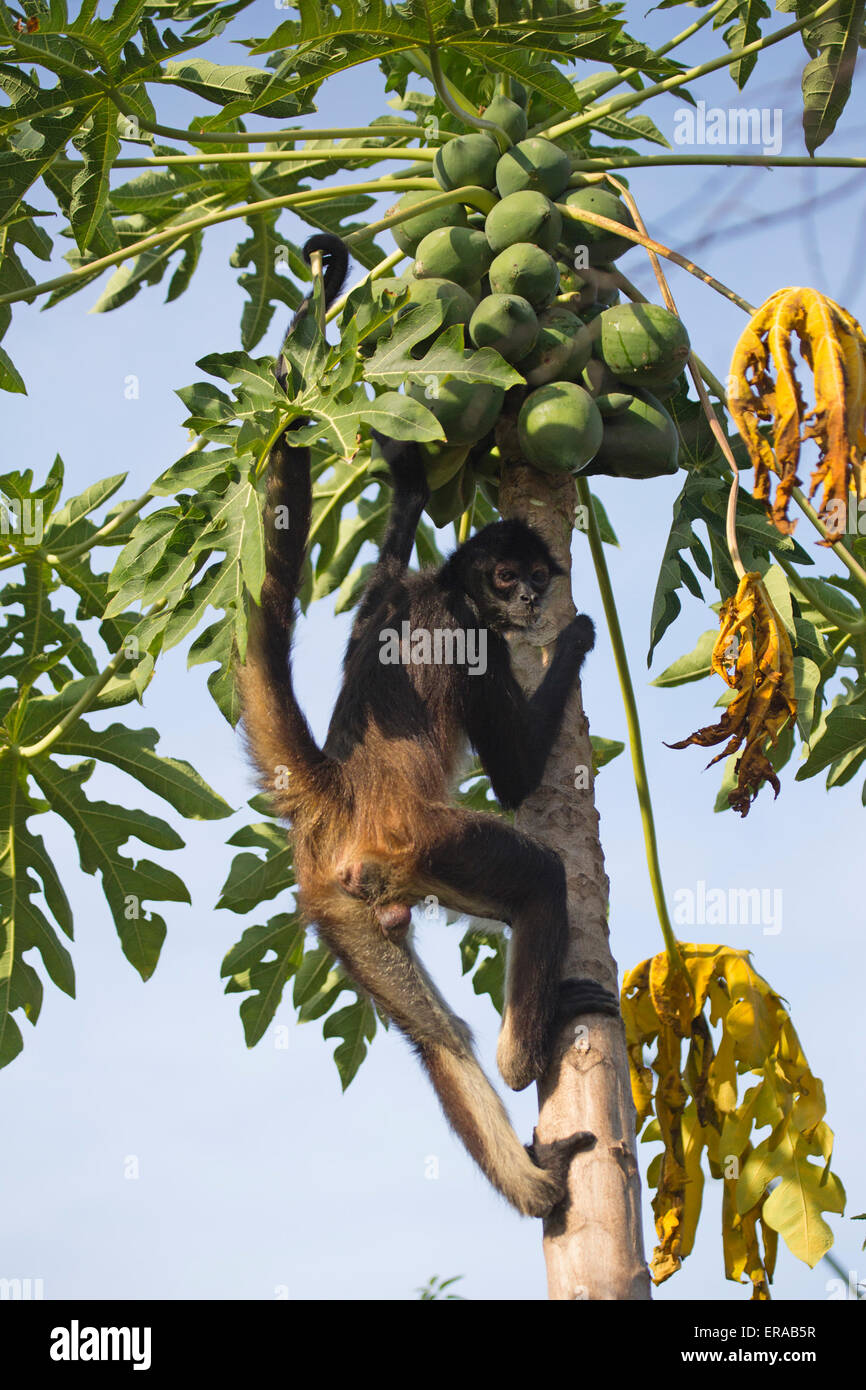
[555,202,756,314]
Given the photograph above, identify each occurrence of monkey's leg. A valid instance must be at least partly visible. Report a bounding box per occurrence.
[414,811,575,1093]
[312,895,591,1217]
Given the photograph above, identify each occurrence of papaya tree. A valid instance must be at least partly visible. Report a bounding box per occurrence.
[0,0,863,1301]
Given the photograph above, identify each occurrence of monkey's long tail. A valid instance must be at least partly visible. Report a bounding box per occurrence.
[319,913,584,1217]
[240,430,330,815]
[239,235,349,817]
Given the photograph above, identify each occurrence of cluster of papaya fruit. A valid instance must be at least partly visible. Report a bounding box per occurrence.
[371,93,691,524]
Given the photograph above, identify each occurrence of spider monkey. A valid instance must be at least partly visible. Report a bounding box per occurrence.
[239,233,620,1218]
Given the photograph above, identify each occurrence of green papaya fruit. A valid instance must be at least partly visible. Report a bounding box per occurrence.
[469,293,538,363]
[408,375,504,445]
[495,137,571,200]
[582,356,623,397]
[560,187,636,263]
[485,191,562,253]
[413,226,493,287]
[482,95,528,144]
[647,378,680,400]
[597,303,690,389]
[517,381,603,474]
[521,306,594,386]
[488,242,559,309]
[433,133,500,191]
[577,388,679,478]
[592,391,634,416]
[387,191,468,255]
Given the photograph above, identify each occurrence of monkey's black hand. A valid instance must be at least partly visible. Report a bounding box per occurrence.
[556,977,620,1024]
[548,614,595,685]
[559,613,595,657]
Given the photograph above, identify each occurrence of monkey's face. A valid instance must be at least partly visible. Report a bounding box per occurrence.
[483,556,553,630]
[451,520,563,631]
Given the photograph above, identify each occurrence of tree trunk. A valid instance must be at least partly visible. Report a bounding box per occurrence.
[497,428,651,1301]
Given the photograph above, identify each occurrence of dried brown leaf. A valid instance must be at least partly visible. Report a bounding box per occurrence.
[729,288,866,538]
[667,573,797,815]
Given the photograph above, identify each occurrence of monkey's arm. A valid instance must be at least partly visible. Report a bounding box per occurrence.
[465,614,595,810]
[339,434,430,644]
[370,430,430,567]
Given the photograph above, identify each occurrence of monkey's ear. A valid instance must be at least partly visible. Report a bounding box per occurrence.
[548,554,566,577]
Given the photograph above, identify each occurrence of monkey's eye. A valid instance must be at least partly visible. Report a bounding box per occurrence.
[531,567,549,587]
[494,566,517,587]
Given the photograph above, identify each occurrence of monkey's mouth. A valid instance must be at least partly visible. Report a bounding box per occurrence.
[501,610,541,633]
[516,606,544,629]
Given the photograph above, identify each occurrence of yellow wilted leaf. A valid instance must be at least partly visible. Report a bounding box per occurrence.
[679,1101,708,1260]
[739,1201,773,1301]
[738,1131,846,1268]
[707,1020,738,1117]
[724,954,783,1066]
[718,1082,762,1165]
[729,287,866,537]
[652,1205,683,1284]
[761,1215,779,1284]
[621,958,657,1122]
[668,572,796,815]
[649,950,695,1035]
[623,944,844,1294]
[723,1169,772,1298]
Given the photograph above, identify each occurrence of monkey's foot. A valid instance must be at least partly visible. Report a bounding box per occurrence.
[525,1129,596,1215]
[556,977,620,1023]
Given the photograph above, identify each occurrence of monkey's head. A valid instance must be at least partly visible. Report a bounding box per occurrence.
[444,520,564,631]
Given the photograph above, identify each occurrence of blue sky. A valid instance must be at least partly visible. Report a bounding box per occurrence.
[1,1,864,1301]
